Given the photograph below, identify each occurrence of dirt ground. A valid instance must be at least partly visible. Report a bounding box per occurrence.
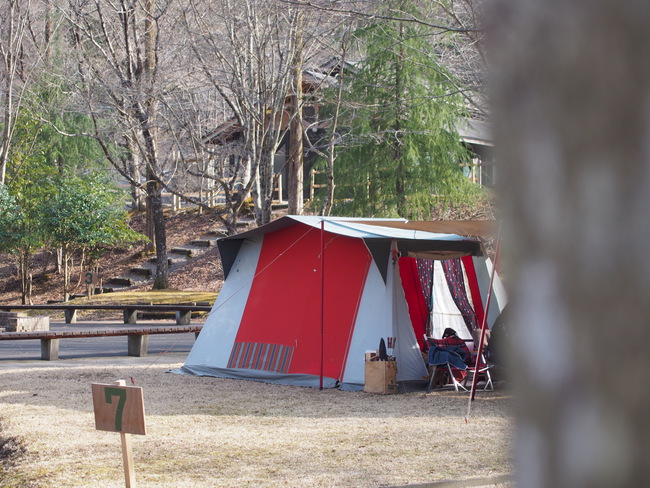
[0,354,514,488]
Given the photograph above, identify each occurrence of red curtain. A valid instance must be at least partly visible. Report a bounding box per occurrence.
[398,257,429,351]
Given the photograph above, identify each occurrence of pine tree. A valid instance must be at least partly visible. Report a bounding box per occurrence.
[325,2,482,219]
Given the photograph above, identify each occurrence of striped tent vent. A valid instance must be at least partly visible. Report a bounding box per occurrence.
[227,342,294,373]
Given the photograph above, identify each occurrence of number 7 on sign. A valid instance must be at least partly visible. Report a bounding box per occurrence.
[104,387,127,431]
[91,383,146,435]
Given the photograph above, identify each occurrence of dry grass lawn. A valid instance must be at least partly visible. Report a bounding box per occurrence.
[0,355,514,487]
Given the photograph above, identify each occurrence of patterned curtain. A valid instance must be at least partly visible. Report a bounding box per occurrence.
[441,258,479,331]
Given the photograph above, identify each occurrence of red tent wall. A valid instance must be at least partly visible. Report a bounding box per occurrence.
[232,223,372,381]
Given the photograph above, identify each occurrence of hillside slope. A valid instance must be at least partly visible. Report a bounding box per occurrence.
[0,210,226,305]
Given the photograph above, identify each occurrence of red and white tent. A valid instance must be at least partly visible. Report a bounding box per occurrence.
[179,216,506,390]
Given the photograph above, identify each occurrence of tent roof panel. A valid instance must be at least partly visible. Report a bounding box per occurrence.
[343,219,497,237]
[218,216,484,261]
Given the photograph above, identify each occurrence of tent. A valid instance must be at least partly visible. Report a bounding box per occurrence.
[177,216,506,390]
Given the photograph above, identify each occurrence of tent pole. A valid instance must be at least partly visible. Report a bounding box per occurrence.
[320,219,325,390]
[468,230,501,406]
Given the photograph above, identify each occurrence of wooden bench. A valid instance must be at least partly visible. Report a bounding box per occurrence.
[0,304,212,325]
[0,325,203,360]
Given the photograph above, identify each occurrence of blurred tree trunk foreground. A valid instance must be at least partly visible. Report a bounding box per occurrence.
[491,0,650,486]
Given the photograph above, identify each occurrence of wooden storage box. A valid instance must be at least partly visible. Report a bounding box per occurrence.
[364,360,397,394]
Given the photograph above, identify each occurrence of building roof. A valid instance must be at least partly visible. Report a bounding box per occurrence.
[457,118,492,147]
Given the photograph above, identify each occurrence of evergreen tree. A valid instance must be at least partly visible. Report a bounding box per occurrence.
[2,106,60,303]
[322,1,482,219]
[3,82,141,302]
[42,174,142,301]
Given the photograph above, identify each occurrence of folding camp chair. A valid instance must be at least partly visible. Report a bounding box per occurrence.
[436,358,493,392]
[425,335,470,391]
[461,352,494,391]
[426,361,471,391]
[427,363,449,390]
[425,336,493,392]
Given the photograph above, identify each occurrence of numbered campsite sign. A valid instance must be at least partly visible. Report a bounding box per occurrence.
[84,271,100,286]
[91,383,146,436]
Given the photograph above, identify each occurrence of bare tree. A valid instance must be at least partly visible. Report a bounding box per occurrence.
[491,0,650,486]
[60,0,174,288]
[0,0,33,184]
[185,0,309,226]
[286,9,304,216]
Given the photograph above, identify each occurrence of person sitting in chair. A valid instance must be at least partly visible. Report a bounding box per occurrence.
[427,328,473,385]
[432,328,472,365]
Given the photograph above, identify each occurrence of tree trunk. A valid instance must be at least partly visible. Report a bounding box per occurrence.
[255,151,274,226]
[0,0,31,185]
[62,245,69,302]
[144,0,168,288]
[287,12,304,215]
[0,93,13,185]
[56,247,62,274]
[148,174,168,290]
[145,194,155,251]
[393,24,406,217]
[491,0,650,486]
[126,137,146,213]
[0,1,16,185]
[320,35,349,217]
[18,249,32,305]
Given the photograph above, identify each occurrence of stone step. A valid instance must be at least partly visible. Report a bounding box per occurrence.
[190,239,214,247]
[95,287,114,294]
[0,311,49,332]
[207,229,229,238]
[109,277,134,287]
[130,267,153,277]
[170,247,194,257]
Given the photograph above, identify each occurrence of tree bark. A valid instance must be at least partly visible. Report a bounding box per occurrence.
[64,0,169,287]
[491,0,650,486]
[0,0,20,184]
[320,32,350,217]
[149,180,168,289]
[255,150,274,225]
[287,11,304,215]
